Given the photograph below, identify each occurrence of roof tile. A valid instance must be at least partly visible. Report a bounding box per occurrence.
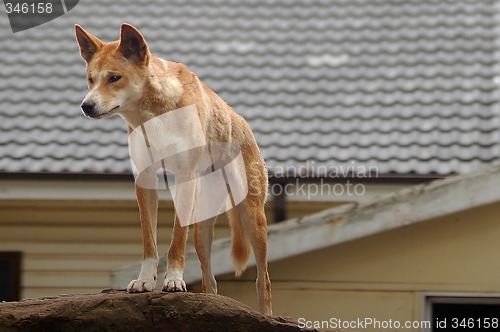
[0,0,499,176]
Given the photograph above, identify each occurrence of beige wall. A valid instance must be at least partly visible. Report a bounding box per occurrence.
[4,194,499,331]
[0,198,337,299]
[205,201,500,330]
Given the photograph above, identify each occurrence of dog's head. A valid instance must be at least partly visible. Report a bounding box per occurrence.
[75,24,150,119]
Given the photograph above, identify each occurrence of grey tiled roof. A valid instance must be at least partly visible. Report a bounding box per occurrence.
[1,0,500,176]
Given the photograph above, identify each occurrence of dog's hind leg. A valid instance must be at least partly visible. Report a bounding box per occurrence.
[194,217,217,293]
[127,185,159,292]
[163,214,189,292]
[235,142,272,315]
[236,198,273,315]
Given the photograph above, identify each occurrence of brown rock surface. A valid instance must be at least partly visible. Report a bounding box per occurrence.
[0,289,327,332]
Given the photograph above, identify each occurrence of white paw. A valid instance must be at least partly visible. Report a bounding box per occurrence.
[162,279,187,292]
[127,278,156,293]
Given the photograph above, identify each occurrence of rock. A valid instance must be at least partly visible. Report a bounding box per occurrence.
[0,289,326,332]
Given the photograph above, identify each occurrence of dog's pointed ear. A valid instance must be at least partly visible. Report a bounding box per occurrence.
[118,23,149,65]
[75,25,103,63]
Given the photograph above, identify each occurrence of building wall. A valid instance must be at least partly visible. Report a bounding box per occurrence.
[0,197,337,299]
[207,201,500,330]
[5,180,494,331]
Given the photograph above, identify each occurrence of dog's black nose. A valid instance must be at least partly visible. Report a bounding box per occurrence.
[81,101,95,115]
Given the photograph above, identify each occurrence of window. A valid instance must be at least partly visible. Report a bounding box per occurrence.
[0,252,21,301]
[425,294,500,331]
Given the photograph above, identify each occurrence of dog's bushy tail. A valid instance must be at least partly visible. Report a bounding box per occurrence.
[229,208,252,277]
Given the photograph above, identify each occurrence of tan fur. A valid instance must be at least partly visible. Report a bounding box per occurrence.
[230,207,252,277]
[76,23,272,315]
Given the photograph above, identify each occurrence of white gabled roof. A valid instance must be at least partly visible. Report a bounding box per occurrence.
[113,164,500,287]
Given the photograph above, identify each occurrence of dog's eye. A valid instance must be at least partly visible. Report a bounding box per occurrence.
[88,77,93,84]
[109,75,122,83]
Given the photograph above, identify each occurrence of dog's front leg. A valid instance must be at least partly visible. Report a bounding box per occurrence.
[127,184,159,292]
[163,214,189,291]
[162,171,196,292]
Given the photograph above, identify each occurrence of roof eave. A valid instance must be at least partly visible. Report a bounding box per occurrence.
[0,171,445,184]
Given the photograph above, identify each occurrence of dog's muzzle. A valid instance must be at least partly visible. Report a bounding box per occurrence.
[81,101,97,117]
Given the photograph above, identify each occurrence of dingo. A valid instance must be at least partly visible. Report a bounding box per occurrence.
[75,23,272,315]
